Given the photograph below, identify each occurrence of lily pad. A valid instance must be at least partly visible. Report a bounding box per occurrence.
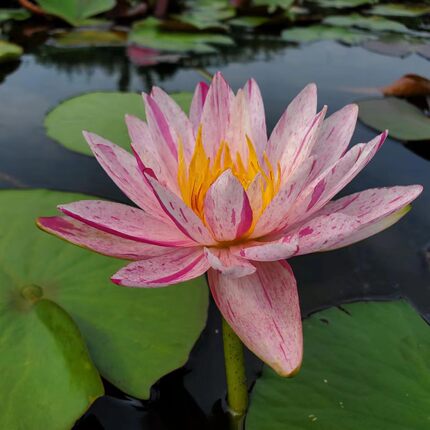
[0,8,30,22]
[0,40,22,63]
[228,16,272,28]
[45,91,192,156]
[307,0,377,8]
[248,300,430,430]
[253,0,295,13]
[36,0,115,26]
[129,18,234,54]
[1,189,209,399]
[281,24,374,45]
[49,30,126,48]
[368,3,430,17]
[1,290,103,428]
[323,13,412,34]
[357,97,430,141]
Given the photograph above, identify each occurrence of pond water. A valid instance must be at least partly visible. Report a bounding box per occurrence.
[0,36,429,429]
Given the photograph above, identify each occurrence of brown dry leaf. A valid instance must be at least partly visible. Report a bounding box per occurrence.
[381,74,430,97]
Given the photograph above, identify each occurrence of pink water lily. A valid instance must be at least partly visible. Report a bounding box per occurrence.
[37,72,422,376]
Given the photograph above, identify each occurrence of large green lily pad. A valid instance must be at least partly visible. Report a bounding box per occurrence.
[0,41,22,63]
[129,18,234,54]
[0,293,103,428]
[357,97,430,141]
[248,301,430,430]
[45,91,193,156]
[36,0,115,26]
[281,24,374,45]
[0,189,209,400]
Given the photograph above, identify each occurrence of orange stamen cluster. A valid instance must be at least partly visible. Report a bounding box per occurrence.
[178,127,281,222]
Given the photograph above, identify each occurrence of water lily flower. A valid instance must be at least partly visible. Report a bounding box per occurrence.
[37,72,422,376]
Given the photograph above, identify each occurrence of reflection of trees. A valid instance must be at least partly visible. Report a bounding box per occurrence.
[32,36,286,91]
[0,60,20,85]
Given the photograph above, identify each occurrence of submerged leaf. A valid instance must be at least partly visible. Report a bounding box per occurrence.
[45,91,193,155]
[357,97,430,141]
[248,301,430,430]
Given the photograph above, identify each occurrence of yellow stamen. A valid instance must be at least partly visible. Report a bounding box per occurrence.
[178,126,281,227]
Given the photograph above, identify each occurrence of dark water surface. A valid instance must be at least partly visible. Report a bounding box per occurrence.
[1,39,429,429]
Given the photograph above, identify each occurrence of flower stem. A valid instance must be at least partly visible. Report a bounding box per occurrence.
[222,317,248,418]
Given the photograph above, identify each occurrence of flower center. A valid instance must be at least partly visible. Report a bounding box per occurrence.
[177,126,281,222]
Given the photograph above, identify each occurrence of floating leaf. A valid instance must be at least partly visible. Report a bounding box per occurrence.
[0,40,22,63]
[323,13,412,34]
[382,74,430,97]
[129,18,234,54]
[357,97,430,141]
[36,0,115,26]
[368,3,430,17]
[253,0,295,13]
[307,0,377,8]
[0,289,103,429]
[248,301,430,430]
[49,29,126,48]
[281,24,374,45]
[0,8,30,22]
[45,91,192,155]
[228,16,271,28]
[1,189,208,399]
[363,35,430,60]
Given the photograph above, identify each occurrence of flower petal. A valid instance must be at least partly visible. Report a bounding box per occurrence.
[293,185,423,254]
[266,83,317,166]
[276,131,388,235]
[59,200,196,247]
[252,157,315,238]
[189,81,209,135]
[144,173,216,245]
[310,104,358,179]
[150,86,195,161]
[243,78,267,156]
[204,248,256,278]
[200,72,234,157]
[204,170,253,242]
[125,114,179,192]
[83,131,165,219]
[208,261,302,376]
[112,247,209,287]
[37,216,167,260]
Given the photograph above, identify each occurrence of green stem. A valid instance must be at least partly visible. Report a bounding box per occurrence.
[222,317,248,418]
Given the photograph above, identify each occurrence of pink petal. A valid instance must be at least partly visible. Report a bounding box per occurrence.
[204,170,253,242]
[243,78,267,156]
[37,216,167,260]
[208,261,302,376]
[310,104,358,179]
[83,131,166,219]
[200,72,234,157]
[204,247,256,278]
[235,235,299,262]
[59,200,196,247]
[266,83,317,165]
[189,81,209,135]
[278,131,388,234]
[252,157,315,238]
[293,185,423,254]
[125,114,179,192]
[150,86,195,161]
[112,247,209,287]
[144,173,216,245]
